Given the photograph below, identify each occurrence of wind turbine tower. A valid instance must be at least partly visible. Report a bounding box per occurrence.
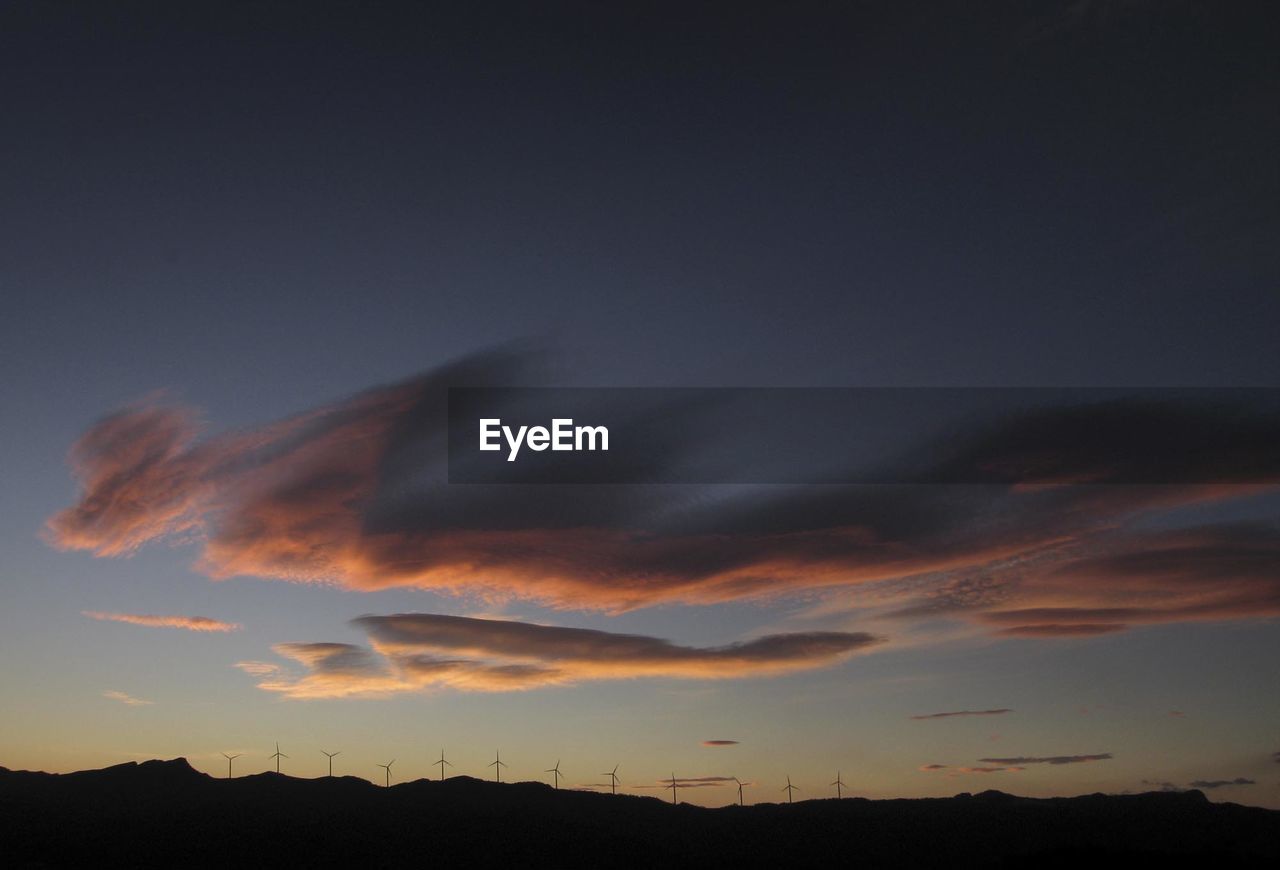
[221,753,242,779]
[321,750,340,777]
[545,760,563,789]
[436,749,452,781]
[783,775,799,804]
[733,776,746,806]
[667,773,679,805]
[831,771,846,799]
[488,750,508,783]
[601,764,619,795]
[377,759,395,788]
[270,742,288,774]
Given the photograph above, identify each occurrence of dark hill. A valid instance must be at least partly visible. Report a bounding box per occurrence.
[2,759,1277,868]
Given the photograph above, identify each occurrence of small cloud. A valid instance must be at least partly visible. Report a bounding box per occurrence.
[997,624,1127,637]
[979,754,1112,766]
[955,766,1022,774]
[1168,711,1185,718]
[644,776,735,789]
[919,764,948,771]
[1141,779,1183,792]
[702,740,739,747]
[103,690,153,706]
[910,709,1012,720]
[234,661,282,676]
[1189,777,1255,790]
[247,613,882,698]
[84,611,242,632]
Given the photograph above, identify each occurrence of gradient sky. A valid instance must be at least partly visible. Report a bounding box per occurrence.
[2,2,1278,807]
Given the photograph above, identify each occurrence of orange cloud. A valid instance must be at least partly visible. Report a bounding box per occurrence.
[84,611,242,632]
[245,613,881,698]
[103,690,153,706]
[44,360,1280,633]
[233,661,282,676]
[970,524,1280,636]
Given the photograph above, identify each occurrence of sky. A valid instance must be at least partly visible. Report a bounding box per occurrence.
[1,2,1278,807]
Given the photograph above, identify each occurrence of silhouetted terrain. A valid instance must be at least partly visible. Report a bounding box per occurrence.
[2,759,1277,867]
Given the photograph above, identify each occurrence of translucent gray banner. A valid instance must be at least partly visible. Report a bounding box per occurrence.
[446,388,1280,485]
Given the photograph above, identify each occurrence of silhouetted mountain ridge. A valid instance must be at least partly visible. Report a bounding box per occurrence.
[1,759,1275,867]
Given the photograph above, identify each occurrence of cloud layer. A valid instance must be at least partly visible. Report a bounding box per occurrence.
[910,709,1012,720]
[1189,777,1255,790]
[978,754,1112,766]
[84,611,242,632]
[247,613,880,698]
[920,763,1022,775]
[45,355,1280,640]
[102,690,152,706]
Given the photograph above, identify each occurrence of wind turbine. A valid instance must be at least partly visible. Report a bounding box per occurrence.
[545,759,563,789]
[733,776,746,806]
[270,742,288,774]
[666,772,679,805]
[830,771,846,799]
[221,752,241,779]
[436,749,452,781]
[601,764,619,795]
[488,750,508,783]
[782,775,799,804]
[377,759,395,788]
[321,750,340,777]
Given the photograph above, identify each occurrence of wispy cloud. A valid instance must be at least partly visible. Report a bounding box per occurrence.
[84,611,242,632]
[45,358,1280,637]
[702,739,739,746]
[979,754,1112,766]
[247,613,881,698]
[637,776,734,789]
[233,661,282,676]
[910,708,1012,720]
[920,763,1022,775]
[994,623,1126,637]
[103,690,153,706]
[1189,777,1255,790]
[1143,776,1253,791]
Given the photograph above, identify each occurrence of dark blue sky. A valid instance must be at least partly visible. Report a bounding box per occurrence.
[2,2,1279,801]
[4,2,1277,427]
